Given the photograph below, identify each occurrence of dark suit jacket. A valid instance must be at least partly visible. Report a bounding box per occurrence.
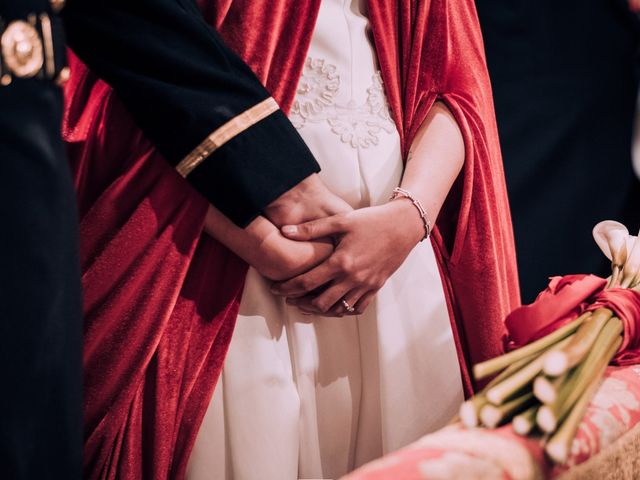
[63,0,320,227]
[1,2,82,478]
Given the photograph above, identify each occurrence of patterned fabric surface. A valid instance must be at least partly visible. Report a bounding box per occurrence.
[343,365,640,480]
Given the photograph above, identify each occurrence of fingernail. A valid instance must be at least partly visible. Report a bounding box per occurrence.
[282,225,298,234]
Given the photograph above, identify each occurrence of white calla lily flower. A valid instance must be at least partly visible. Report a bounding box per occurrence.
[621,231,640,288]
[592,221,629,266]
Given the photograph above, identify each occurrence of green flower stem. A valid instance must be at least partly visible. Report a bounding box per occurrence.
[608,264,622,289]
[537,317,622,433]
[485,336,573,405]
[513,405,540,436]
[473,313,589,381]
[460,352,536,427]
[460,395,488,428]
[533,373,568,405]
[545,335,622,464]
[543,308,612,377]
[480,392,536,428]
[486,351,539,389]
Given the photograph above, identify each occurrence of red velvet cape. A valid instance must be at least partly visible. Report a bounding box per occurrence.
[64,0,519,478]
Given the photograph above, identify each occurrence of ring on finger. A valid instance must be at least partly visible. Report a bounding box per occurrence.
[341,298,355,313]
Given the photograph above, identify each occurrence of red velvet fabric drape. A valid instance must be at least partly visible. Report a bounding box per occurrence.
[65,0,519,478]
[63,54,247,479]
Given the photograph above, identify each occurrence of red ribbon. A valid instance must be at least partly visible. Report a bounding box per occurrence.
[505,274,640,365]
[589,288,640,365]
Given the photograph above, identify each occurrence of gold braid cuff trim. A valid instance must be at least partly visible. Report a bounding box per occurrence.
[176,97,279,177]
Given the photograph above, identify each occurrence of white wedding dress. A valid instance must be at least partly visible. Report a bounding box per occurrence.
[186,1,463,478]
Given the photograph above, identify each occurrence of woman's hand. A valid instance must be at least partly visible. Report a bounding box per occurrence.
[270,199,425,316]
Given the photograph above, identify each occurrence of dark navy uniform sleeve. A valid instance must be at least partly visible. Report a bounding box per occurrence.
[62,0,320,227]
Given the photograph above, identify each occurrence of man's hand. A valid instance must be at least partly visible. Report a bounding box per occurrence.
[242,216,334,281]
[264,174,352,227]
[270,200,424,316]
[203,205,334,281]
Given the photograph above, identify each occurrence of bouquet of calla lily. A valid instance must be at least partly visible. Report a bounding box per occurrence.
[460,221,640,464]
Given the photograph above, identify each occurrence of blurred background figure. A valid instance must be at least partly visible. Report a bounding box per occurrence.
[476,0,640,302]
[0,1,82,478]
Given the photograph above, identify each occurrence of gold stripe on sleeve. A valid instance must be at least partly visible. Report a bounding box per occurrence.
[176,97,280,177]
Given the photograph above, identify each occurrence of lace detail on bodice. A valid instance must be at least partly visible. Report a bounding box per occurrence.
[290,57,396,149]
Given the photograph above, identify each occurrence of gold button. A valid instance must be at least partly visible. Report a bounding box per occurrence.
[50,0,66,14]
[55,66,70,87]
[1,21,43,78]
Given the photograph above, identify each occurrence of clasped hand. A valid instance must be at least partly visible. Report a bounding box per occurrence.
[271,200,425,317]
